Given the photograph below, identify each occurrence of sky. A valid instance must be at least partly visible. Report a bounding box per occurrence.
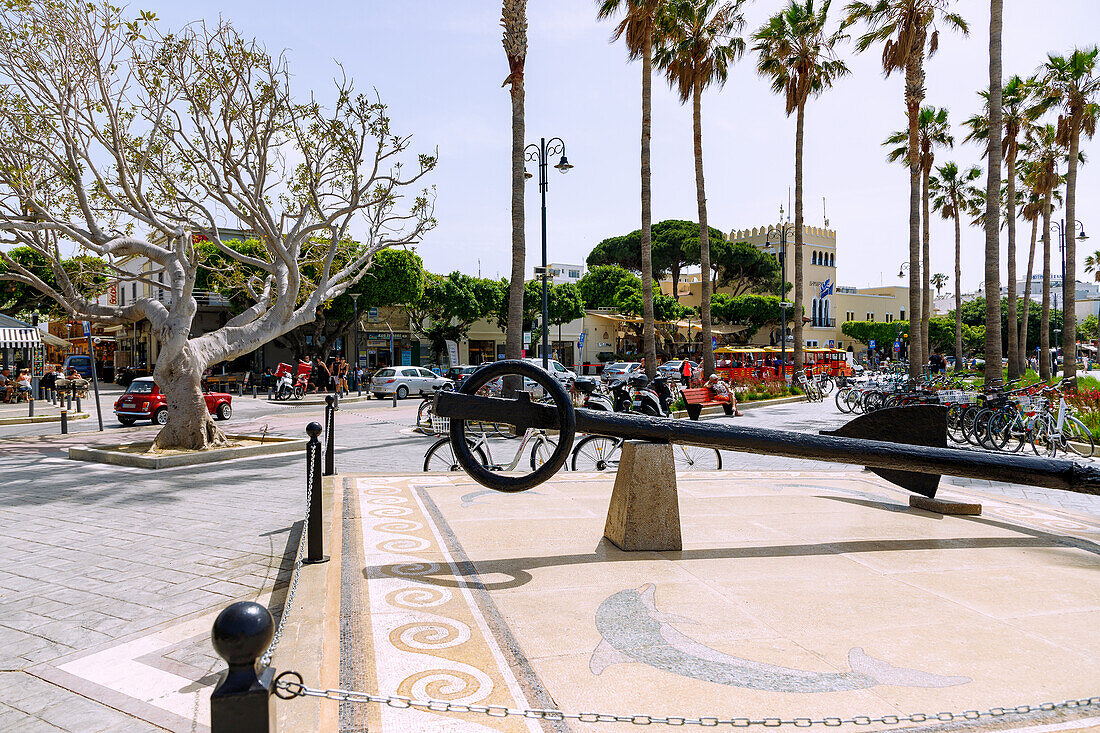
[147,0,1100,293]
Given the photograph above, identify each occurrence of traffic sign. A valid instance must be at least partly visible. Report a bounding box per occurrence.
[82,320,91,336]
[869,339,876,348]
[578,332,585,346]
[712,336,718,350]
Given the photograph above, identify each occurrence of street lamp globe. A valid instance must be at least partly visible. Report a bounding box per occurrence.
[554,155,572,173]
[1079,228,1089,241]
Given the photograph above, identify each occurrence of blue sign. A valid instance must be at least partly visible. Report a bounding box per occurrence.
[819,278,834,299]
[869,339,876,349]
[578,332,585,346]
[828,340,835,348]
[82,320,91,337]
[712,336,718,350]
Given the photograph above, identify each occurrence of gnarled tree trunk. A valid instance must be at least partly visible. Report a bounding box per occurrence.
[152,344,227,451]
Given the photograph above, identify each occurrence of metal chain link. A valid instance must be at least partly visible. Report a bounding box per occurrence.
[271,679,1097,728]
[259,440,314,667]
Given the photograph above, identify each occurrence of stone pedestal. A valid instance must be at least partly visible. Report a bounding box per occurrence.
[603,441,681,552]
[909,494,982,516]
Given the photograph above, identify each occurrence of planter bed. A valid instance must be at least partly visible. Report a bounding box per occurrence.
[68,434,307,469]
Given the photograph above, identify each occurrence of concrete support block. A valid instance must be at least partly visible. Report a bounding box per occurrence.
[909,494,982,516]
[603,441,681,552]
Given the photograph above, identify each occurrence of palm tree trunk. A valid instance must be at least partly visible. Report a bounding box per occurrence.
[983,0,1003,384]
[954,200,964,370]
[1040,190,1052,381]
[693,79,714,378]
[1064,117,1081,383]
[1005,145,1019,381]
[1019,216,1038,372]
[640,32,657,379]
[505,71,525,363]
[921,166,932,362]
[793,99,806,374]
[904,56,924,379]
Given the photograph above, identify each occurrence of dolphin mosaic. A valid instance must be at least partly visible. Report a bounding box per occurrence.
[590,585,971,693]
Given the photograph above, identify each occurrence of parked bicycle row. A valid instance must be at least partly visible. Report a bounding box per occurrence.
[833,371,1095,458]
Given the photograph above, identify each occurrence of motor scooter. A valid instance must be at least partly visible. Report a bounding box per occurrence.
[608,378,635,413]
[573,377,613,411]
[628,373,672,417]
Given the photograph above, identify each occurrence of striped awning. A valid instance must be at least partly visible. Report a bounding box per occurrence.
[0,327,42,348]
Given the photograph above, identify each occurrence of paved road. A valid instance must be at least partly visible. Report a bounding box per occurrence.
[0,392,1096,730]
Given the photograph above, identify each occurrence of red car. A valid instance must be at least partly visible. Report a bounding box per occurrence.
[113,377,233,426]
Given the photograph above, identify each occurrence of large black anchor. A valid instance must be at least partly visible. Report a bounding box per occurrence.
[435,360,1100,497]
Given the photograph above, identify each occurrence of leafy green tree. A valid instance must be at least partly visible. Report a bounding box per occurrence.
[588,220,725,298]
[0,247,108,318]
[957,297,1062,354]
[613,278,690,322]
[577,265,639,310]
[710,292,782,342]
[275,248,426,360]
[841,320,909,357]
[409,272,501,363]
[1079,314,1099,341]
[709,240,784,295]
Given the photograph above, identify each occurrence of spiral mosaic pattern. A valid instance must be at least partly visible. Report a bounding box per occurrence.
[386,586,452,609]
[391,620,471,651]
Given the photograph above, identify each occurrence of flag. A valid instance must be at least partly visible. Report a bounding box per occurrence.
[819,278,834,299]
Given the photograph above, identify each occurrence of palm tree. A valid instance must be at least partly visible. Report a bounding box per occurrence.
[502,0,528,365]
[1022,123,1064,381]
[1035,46,1099,382]
[980,0,1003,385]
[844,0,968,380]
[931,272,948,295]
[930,161,983,369]
[655,0,747,378]
[598,0,665,378]
[1084,251,1100,280]
[753,0,849,378]
[963,75,1037,381]
[884,105,953,364]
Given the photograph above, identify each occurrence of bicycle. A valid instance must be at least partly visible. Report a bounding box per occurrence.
[423,425,560,472]
[570,435,722,472]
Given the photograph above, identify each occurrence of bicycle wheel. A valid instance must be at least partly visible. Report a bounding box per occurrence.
[835,386,852,413]
[846,389,864,414]
[985,410,1012,451]
[570,435,623,471]
[424,438,488,471]
[1061,415,1095,458]
[529,436,561,471]
[818,376,835,396]
[862,391,885,412]
[416,400,434,432]
[960,406,982,446]
[1030,414,1057,457]
[673,445,722,471]
[945,405,965,443]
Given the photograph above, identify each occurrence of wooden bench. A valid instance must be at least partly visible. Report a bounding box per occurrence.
[682,387,733,421]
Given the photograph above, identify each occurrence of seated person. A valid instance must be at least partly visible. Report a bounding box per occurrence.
[40,365,58,393]
[14,370,32,400]
[705,373,743,417]
[0,367,10,402]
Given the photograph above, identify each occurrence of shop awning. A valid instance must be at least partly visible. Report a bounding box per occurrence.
[40,332,70,348]
[0,327,42,348]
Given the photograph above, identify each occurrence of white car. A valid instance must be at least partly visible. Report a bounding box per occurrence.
[523,358,577,386]
[371,366,450,399]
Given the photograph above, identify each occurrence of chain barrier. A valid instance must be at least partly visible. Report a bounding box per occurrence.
[258,439,314,668]
[270,678,1097,728]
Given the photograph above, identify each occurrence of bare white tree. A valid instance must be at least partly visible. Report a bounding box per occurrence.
[0,3,436,449]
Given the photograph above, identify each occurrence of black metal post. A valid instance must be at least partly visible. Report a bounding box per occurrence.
[28,397,33,418]
[252,384,257,399]
[60,409,67,434]
[540,137,549,370]
[75,392,81,414]
[304,422,328,564]
[324,395,336,476]
[210,601,275,733]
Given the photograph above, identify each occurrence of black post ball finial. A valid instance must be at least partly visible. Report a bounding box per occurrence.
[325,394,335,406]
[211,601,274,667]
[306,421,322,439]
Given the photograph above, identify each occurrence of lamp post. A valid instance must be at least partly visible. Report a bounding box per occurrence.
[765,215,795,381]
[1055,218,1088,318]
[525,137,572,369]
[349,293,361,390]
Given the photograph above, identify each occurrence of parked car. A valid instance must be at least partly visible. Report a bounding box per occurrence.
[113,377,232,426]
[657,360,697,379]
[445,365,481,386]
[371,366,450,399]
[601,361,643,382]
[62,354,97,380]
[523,357,576,386]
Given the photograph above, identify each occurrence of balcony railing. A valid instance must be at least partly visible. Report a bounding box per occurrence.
[811,318,836,328]
[154,289,233,308]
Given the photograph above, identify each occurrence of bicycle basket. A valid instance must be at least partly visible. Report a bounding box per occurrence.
[430,414,450,435]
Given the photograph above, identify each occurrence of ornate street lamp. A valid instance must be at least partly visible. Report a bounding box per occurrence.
[1054,219,1087,313]
[765,213,796,381]
[525,137,572,369]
